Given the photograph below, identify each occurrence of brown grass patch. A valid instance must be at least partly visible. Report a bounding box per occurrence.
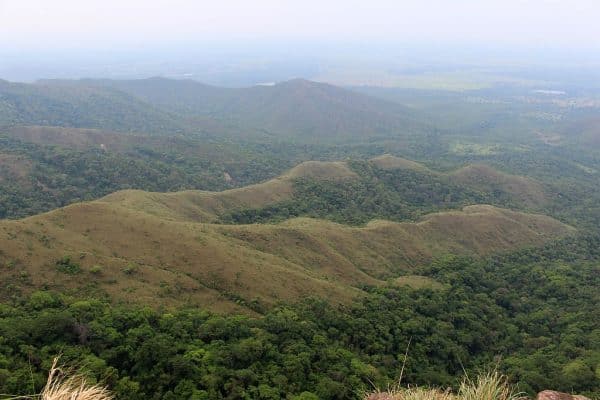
[0,194,571,313]
[449,165,547,208]
[370,154,431,173]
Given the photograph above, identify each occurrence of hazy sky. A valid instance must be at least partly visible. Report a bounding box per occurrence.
[1,0,599,51]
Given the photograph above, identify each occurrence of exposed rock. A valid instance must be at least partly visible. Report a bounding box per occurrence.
[536,390,591,400]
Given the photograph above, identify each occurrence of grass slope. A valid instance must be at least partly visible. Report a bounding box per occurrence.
[371,154,432,173]
[449,164,547,208]
[0,162,573,313]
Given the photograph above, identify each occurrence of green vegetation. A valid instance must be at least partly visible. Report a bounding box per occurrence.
[0,238,598,399]
[0,132,292,218]
[3,78,600,226]
[83,77,424,140]
[1,77,600,399]
[55,256,81,275]
[0,79,186,134]
[220,161,517,225]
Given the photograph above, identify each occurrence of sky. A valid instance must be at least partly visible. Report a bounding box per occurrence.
[1,0,600,51]
[1,0,599,83]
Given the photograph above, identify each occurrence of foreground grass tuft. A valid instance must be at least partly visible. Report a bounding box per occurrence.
[366,370,522,400]
[2,358,113,400]
[458,370,521,400]
[367,387,454,400]
[40,358,113,400]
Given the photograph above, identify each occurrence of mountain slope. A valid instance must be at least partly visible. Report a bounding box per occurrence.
[371,155,548,209]
[0,124,304,218]
[0,162,573,313]
[0,80,185,134]
[98,160,358,221]
[370,154,432,172]
[94,157,551,225]
[83,77,427,139]
[449,164,547,208]
[2,77,430,139]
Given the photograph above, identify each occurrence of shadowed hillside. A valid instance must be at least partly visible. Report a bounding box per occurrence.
[0,124,306,218]
[6,125,142,150]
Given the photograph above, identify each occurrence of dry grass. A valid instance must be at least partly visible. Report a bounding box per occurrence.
[367,387,454,400]
[284,160,359,179]
[0,197,572,313]
[458,370,522,400]
[449,164,547,208]
[2,358,112,400]
[366,370,522,400]
[39,358,112,400]
[0,158,573,313]
[370,155,431,173]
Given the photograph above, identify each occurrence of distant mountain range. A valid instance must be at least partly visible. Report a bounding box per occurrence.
[1,78,427,139]
[88,77,424,138]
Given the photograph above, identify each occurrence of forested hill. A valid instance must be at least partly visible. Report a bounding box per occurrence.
[0,79,187,134]
[33,77,427,139]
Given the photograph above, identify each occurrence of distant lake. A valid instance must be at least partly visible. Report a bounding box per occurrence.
[533,89,566,95]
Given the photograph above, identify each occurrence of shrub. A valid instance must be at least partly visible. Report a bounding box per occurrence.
[89,265,103,275]
[55,256,81,274]
[122,263,138,275]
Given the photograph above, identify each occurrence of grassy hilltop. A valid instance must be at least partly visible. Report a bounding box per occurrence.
[0,159,573,313]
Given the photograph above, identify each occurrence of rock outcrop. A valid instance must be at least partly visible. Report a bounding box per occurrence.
[537,390,591,400]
